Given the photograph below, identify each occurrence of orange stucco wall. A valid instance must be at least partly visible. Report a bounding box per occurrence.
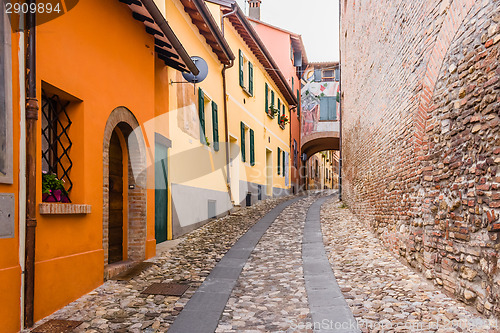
[32,0,156,323]
[0,25,22,333]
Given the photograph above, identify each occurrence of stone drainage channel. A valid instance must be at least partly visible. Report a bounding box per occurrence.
[168,193,358,333]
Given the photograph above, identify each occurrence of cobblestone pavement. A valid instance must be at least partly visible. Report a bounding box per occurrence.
[215,195,319,333]
[320,198,497,333]
[29,193,498,333]
[28,196,294,333]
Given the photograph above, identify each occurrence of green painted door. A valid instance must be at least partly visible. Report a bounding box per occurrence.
[155,143,168,244]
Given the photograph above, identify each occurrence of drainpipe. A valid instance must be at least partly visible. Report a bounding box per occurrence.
[18,12,27,330]
[338,0,342,200]
[221,7,237,203]
[25,1,39,327]
[221,6,238,36]
[222,61,234,202]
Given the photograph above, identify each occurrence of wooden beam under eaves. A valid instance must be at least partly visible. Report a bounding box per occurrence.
[119,0,141,5]
[145,26,164,37]
[132,11,154,23]
[155,38,172,50]
[155,46,180,60]
[157,54,188,72]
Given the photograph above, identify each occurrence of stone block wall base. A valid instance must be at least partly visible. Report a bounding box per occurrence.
[104,260,135,280]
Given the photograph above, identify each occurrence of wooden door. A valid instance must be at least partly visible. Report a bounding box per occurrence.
[108,130,123,264]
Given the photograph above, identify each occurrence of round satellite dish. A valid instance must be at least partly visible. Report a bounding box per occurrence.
[182,56,209,83]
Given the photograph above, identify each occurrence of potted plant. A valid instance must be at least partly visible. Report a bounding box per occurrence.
[267,105,279,118]
[42,172,70,203]
[279,114,289,126]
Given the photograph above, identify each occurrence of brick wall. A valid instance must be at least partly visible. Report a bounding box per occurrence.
[341,0,500,316]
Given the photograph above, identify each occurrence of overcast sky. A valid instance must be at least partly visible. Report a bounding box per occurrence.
[234,0,340,62]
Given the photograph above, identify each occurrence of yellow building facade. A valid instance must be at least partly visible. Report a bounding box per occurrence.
[151,0,297,239]
[216,2,297,205]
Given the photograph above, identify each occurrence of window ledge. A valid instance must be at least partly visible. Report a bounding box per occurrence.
[39,203,92,215]
[279,123,286,130]
[242,87,253,97]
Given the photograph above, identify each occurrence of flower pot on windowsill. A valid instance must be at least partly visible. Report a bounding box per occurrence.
[279,115,289,129]
[42,190,70,203]
[267,107,279,119]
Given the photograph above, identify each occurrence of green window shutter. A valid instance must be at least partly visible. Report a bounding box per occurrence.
[281,104,285,127]
[240,122,246,162]
[282,150,286,176]
[198,88,205,143]
[248,62,254,95]
[277,99,281,124]
[265,83,268,114]
[297,89,300,118]
[250,129,255,166]
[277,147,281,175]
[271,90,274,108]
[292,77,294,91]
[212,101,219,151]
[320,97,337,120]
[239,49,244,88]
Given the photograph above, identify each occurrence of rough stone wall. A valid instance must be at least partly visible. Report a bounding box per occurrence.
[341,0,500,316]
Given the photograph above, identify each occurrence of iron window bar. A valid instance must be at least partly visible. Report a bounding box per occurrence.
[41,90,73,202]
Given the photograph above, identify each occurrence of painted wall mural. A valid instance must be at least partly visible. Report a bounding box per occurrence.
[300,81,340,140]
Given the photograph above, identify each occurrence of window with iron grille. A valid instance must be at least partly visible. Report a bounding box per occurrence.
[41,90,73,202]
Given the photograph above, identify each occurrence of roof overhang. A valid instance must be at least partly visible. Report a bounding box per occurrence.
[118,0,199,75]
[223,4,297,106]
[179,0,235,65]
[309,61,339,69]
[204,0,234,7]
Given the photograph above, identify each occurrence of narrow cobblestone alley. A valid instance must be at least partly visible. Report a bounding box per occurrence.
[28,193,496,333]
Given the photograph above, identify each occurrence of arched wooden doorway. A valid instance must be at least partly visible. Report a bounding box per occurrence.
[108,129,125,264]
[103,107,147,278]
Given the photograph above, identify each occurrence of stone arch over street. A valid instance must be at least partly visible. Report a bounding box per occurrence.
[102,106,147,277]
[300,131,339,159]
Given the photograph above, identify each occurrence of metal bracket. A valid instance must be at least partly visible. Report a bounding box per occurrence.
[170,80,197,94]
